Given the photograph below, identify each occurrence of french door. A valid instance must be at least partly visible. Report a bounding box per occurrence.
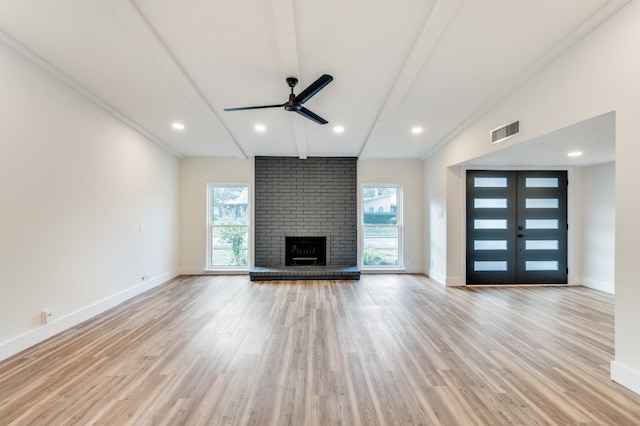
[466,170,568,284]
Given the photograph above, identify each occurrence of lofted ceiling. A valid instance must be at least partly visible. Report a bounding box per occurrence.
[0,0,628,161]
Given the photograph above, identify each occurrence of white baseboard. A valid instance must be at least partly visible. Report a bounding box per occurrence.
[611,361,640,395]
[446,275,465,287]
[427,269,447,286]
[582,277,615,294]
[424,270,466,287]
[401,265,424,274]
[361,266,424,274]
[180,266,250,275]
[181,267,424,276]
[180,266,208,275]
[0,270,179,363]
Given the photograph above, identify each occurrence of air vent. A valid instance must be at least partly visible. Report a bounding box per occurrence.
[491,120,520,143]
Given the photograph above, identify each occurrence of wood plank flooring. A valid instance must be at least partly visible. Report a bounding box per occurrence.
[1,274,639,425]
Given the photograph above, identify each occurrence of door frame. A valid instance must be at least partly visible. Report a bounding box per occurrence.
[460,166,580,286]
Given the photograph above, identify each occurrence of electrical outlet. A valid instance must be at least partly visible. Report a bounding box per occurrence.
[41,310,52,324]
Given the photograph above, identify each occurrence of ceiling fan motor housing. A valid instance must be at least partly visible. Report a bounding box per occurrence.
[284,93,302,111]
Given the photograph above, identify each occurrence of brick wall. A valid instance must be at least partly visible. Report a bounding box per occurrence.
[254,156,357,266]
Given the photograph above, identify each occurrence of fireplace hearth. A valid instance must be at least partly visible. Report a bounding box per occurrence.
[285,236,326,266]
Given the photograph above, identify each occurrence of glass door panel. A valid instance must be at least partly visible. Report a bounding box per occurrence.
[466,170,567,284]
[516,171,568,283]
[466,171,517,283]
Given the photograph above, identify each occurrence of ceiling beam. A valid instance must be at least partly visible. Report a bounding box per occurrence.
[106,0,248,158]
[418,0,631,161]
[358,0,462,159]
[0,28,183,158]
[270,0,307,159]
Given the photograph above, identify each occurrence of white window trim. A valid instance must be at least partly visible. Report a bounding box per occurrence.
[205,183,251,271]
[360,183,403,270]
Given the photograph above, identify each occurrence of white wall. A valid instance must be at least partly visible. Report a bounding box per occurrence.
[424,2,640,393]
[424,155,444,282]
[581,163,615,293]
[179,157,254,274]
[0,42,180,360]
[358,159,424,273]
[179,157,425,274]
[424,150,464,285]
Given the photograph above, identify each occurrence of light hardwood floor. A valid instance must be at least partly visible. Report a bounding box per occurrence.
[1,275,639,425]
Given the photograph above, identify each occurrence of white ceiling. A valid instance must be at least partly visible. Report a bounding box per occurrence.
[0,0,627,161]
[459,111,616,168]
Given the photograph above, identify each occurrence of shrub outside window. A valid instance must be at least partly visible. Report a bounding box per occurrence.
[207,184,250,269]
[362,185,402,267]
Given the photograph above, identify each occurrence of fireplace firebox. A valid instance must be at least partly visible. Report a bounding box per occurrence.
[285,236,326,266]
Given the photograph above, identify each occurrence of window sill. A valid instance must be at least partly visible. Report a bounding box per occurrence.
[202,269,249,275]
[360,267,406,273]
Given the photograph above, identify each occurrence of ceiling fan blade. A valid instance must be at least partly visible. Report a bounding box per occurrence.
[293,74,333,104]
[223,103,284,112]
[295,107,328,125]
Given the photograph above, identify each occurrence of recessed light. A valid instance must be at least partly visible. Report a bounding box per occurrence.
[568,151,583,157]
[411,126,423,135]
[172,122,185,131]
[333,125,344,134]
[254,124,266,132]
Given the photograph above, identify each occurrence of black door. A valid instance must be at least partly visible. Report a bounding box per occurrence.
[466,170,568,284]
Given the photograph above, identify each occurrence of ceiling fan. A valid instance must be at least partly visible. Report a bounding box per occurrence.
[223,74,333,125]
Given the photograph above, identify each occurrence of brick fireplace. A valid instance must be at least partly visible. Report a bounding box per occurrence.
[251,156,360,280]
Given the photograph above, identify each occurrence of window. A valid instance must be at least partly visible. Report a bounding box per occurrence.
[207,184,250,269]
[362,185,402,267]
